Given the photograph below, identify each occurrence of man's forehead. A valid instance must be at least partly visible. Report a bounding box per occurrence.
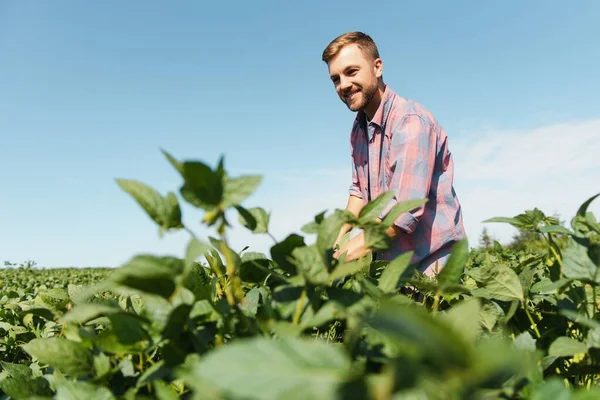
[328,45,367,73]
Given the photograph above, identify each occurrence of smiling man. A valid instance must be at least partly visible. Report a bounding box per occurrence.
[322,31,466,277]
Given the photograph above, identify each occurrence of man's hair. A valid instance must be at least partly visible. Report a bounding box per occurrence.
[321,31,380,64]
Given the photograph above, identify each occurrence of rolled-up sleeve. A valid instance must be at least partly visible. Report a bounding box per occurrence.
[378,114,436,234]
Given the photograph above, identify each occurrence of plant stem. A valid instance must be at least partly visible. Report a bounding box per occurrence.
[524,304,542,338]
[432,291,441,312]
[293,288,307,325]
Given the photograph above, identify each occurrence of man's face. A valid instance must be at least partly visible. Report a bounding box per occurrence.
[327,43,382,113]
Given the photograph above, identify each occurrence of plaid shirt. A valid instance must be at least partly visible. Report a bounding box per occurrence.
[349,86,466,267]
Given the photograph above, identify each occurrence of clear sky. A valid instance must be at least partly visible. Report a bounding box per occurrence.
[2,1,600,267]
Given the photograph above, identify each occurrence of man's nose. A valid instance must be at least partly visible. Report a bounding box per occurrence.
[339,76,351,91]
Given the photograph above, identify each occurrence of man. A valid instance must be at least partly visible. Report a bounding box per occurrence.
[323,31,466,277]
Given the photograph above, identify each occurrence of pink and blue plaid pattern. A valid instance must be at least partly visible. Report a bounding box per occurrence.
[349,86,466,274]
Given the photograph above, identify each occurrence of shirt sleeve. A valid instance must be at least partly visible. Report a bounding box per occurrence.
[378,114,436,234]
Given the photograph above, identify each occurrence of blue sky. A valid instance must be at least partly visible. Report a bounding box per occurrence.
[2,1,599,267]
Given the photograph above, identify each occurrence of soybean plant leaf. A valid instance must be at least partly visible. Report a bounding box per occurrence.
[237,206,270,233]
[292,245,329,285]
[538,225,572,235]
[514,331,537,352]
[317,212,346,262]
[179,337,352,400]
[530,378,570,400]
[437,238,469,289]
[381,198,428,227]
[368,300,470,369]
[54,380,116,400]
[183,237,211,282]
[161,148,184,175]
[180,161,223,209]
[377,252,414,293]
[548,336,588,357]
[60,303,128,325]
[0,376,52,399]
[358,191,395,223]
[559,309,600,330]
[39,287,69,309]
[222,175,262,208]
[471,265,523,302]
[483,216,527,228]
[563,237,599,283]
[163,191,184,230]
[111,255,183,298]
[329,257,370,282]
[577,192,600,218]
[301,210,328,234]
[271,234,305,275]
[240,252,275,283]
[116,179,183,231]
[441,297,482,343]
[22,337,94,378]
[0,361,33,380]
[153,381,180,400]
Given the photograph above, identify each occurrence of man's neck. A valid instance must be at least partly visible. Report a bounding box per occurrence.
[363,83,386,121]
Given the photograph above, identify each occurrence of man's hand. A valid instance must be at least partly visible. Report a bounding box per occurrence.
[333,231,370,262]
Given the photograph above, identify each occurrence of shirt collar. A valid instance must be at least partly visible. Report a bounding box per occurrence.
[357,85,396,140]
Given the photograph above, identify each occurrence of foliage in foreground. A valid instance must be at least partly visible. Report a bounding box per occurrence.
[1,149,599,400]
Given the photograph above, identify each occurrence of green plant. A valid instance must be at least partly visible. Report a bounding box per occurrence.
[0,149,598,400]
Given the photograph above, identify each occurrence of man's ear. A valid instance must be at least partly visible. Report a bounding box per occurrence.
[374,58,383,78]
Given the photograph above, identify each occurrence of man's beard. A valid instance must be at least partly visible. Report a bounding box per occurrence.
[343,84,377,112]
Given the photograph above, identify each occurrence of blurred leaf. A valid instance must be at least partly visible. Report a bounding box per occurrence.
[377,252,414,293]
[548,336,588,357]
[22,337,94,378]
[179,337,352,400]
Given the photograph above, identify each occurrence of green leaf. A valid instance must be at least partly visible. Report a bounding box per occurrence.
[377,252,414,293]
[530,378,570,400]
[577,192,600,218]
[437,238,469,289]
[237,206,270,233]
[0,375,52,399]
[271,233,305,275]
[358,191,395,223]
[22,337,94,378]
[317,212,347,262]
[222,175,262,208]
[559,309,600,330]
[563,236,599,283]
[292,245,329,285]
[60,303,130,325]
[538,225,572,235]
[116,179,183,233]
[239,252,276,283]
[110,254,183,298]
[441,297,482,343]
[369,300,471,369]
[179,337,352,400]
[483,216,528,228]
[381,198,428,227]
[329,256,370,281]
[471,264,524,302]
[514,331,537,352]
[39,287,70,309]
[179,161,223,210]
[54,380,116,400]
[548,336,588,357]
[161,148,184,175]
